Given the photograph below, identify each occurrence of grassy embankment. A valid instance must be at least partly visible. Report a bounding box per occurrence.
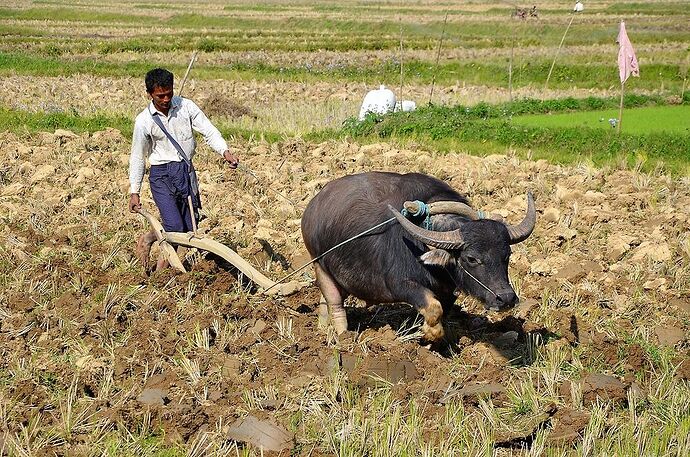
[3,92,688,176]
[329,94,690,176]
[0,107,284,143]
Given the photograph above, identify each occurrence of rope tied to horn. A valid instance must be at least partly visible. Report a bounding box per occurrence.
[400,200,432,230]
[401,199,489,230]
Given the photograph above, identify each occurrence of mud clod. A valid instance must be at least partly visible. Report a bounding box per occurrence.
[137,388,169,406]
[580,373,628,405]
[440,382,506,405]
[549,408,591,444]
[227,415,293,452]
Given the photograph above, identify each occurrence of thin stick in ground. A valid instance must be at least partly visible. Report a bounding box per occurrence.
[509,34,515,102]
[428,11,449,105]
[618,81,625,134]
[398,0,404,108]
[178,50,198,97]
[544,14,575,97]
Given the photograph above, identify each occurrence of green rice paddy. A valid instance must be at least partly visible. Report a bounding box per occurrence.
[512,105,690,135]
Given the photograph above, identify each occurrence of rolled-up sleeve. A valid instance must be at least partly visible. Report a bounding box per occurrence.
[187,100,228,155]
[129,116,150,194]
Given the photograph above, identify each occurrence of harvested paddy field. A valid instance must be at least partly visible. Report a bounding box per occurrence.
[1,129,689,455]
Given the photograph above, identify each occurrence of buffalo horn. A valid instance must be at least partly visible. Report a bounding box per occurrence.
[506,192,536,244]
[388,205,464,249]
[404,200,505,222]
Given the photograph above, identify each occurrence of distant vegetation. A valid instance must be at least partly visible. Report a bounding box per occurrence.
[0,107,281,142]
[0,0,688,169]
[335,94,690,175]
[0,2,689,92]
[0,50,685,92]
[0,108,131,135]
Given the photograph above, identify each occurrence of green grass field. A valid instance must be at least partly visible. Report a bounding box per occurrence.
[512,105,690,135]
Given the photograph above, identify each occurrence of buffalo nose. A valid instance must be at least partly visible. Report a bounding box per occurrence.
[495,291,518,307]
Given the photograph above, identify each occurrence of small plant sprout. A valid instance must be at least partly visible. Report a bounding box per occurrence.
[395,314,424,343]
[581,403,609,455]
[192,323,212,351]
[175,356,202,385]
[101,283,119,318]
[100,246,120,270]
[9,413,64,456]
[571,377,584,409]
[275,315,296,343]
[525,332,542,365]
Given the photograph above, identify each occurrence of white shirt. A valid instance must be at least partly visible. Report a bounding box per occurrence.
[128,96,228,194]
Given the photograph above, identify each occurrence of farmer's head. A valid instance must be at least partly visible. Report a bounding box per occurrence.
[145,68,174,113]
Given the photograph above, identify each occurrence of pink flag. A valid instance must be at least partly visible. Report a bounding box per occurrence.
[617,21,639,83]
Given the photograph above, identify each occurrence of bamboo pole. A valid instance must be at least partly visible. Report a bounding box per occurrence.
[428,11,449,105]
[544,15,575,96]
[178,50,198,97]
[508,35,515,102]
[618,81,625,134]
[398,0,404,109]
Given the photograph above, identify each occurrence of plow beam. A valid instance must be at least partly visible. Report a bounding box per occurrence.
[137,209,303,296]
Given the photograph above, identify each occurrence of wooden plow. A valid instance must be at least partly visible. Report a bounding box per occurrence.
[137,208,306,296]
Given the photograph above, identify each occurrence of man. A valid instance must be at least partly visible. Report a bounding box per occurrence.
[128,68,239,270]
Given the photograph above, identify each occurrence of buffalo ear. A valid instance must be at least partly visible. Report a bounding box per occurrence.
[420,249,455,267]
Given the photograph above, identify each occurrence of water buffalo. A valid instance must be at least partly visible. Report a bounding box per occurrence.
[300,171,536,342]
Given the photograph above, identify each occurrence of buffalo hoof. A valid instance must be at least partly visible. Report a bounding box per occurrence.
[317,303,329,329]
[333,315,349,335]
[421,322,445,343]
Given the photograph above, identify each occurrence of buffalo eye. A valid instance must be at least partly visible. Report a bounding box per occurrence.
[465,255,481,266]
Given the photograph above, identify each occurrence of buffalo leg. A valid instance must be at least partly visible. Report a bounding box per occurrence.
[314,263,348,334]
[404,286,445,342]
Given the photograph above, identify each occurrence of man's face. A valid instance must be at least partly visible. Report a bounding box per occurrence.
[149,85,173,113]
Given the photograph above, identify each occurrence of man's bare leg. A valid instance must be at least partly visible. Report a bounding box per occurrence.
[136,230,158,272]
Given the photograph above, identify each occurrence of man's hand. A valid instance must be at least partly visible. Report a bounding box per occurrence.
[129,193,142,213]
[223,150,239,169]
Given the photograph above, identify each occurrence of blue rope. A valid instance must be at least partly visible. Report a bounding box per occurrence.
[401,200,433,230]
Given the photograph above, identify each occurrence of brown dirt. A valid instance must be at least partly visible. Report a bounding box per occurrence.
[549,407,591,444]
[1,127,689,452]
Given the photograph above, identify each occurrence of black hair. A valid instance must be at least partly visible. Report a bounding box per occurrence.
[145,68,174,93]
